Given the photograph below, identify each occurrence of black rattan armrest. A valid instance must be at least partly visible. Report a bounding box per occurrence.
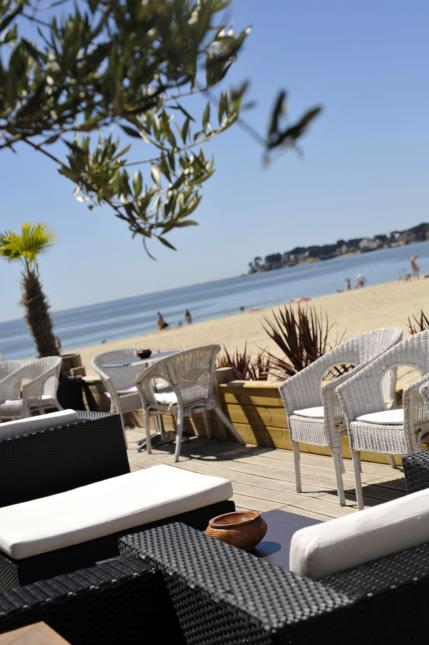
[119,523,429,645]
[0,556,184,644]
[0,412,129,507]
[403,451,429,493]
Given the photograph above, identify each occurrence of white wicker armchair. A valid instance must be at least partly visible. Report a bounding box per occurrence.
[279,327,403,506]
[337,330,429,510]
[135,344,245,462]
[0,360,23,381]
[91,348,150,443]
[0,357,62,421]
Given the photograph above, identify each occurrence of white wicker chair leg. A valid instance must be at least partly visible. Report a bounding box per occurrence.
[214,405,245,445]
[332,447,346,506]
[202,410,212,439]
[352,450,364,510]
[387,454,398,469]
[174,409,184,462]
[292,441,302,493]
[143,409,151,454]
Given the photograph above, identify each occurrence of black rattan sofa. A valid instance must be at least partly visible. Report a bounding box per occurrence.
[115,453,429,645]
[0,411,233,589]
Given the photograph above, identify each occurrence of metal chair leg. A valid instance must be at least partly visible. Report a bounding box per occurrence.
[352,450,364,510]
[292,440,302,493]
[332,447,346,506]
[214,405,245,445]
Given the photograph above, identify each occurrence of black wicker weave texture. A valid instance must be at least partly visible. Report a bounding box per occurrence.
[0,412,129,508]
[403,451,429,493]
[119,523,350,644]
[0,556,185,644]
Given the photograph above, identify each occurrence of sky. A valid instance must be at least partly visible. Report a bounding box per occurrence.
[1,0,428,322]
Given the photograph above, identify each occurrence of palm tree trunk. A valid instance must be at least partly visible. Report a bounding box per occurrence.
[21,268,59,357]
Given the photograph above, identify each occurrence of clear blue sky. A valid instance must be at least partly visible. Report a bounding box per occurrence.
[2,0,428,322]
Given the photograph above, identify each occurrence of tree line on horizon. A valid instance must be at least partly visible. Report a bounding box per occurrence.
[248,221,429,274]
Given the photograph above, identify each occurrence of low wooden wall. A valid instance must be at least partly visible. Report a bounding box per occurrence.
[216,380,404,466]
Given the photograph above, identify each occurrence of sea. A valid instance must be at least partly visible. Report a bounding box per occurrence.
[1,240,428,360]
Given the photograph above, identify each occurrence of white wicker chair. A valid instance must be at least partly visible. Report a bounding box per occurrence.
[279,327,403,506]
[0,357,62,421]
[0,360,23,381]
[337,330,429,510]
[135,344,245,462]
[91,348,152,444]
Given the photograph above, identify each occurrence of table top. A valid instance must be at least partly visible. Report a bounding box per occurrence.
[253,509,320,570]
[103,350,177,369]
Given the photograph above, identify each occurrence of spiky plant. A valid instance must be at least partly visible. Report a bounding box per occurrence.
[217,345,271,381]
[263,304,346,379]
[408,310,429,335]
[0,222,59,357]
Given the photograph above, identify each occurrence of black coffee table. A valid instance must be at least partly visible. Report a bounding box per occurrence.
[252,509,320,570]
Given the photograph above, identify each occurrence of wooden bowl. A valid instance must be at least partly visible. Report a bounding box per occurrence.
[206,511,267,551]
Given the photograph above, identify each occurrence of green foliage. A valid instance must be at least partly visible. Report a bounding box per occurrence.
[217,344,271,381]
[0,221,54,271]
[0,0,249,249]
[263,305,335,378]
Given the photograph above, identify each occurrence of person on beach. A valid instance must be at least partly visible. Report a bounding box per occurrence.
[184,309,192,324]
[355,273,366,288]
[156,312,169,330]
[410,255,420,278]
[345,277,351,290]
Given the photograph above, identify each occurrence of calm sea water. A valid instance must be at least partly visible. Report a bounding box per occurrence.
[1,240,428,360]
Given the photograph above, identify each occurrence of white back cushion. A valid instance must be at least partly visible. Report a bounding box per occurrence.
[290,487,429,579]
[0,410,78,434]
[0,465,233,559]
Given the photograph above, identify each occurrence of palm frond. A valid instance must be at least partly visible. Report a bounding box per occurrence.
[0,222,54,268]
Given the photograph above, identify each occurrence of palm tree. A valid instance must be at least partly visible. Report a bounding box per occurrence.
[0,222,59,357]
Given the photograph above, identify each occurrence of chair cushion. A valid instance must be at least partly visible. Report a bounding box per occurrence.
[154,391,178,407]
[292,406,324,419]
[356,409,404,425]
[0,465,232,559]
[116,386,138,396]
[0,409,77,433]
[290,487,429,579]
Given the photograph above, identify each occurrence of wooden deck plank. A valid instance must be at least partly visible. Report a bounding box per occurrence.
[127,435,406,520]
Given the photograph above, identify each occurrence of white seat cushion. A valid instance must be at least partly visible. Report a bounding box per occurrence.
[0,465,232,559]
[0,409,77,433]
[290,487,429,579]
[154,391,177,407]
[293,406,324,419]
[116,386,138,396]
[356,409,404,425]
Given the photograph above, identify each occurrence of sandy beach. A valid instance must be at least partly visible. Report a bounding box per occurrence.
[75,278,429,385]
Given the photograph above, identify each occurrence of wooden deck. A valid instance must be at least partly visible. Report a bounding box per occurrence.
[126,428,406,520]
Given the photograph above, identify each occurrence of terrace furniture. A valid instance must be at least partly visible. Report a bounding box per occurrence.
[135,344,245,462]
[279,327,402,506]
[337,329,429,509]
[0,357,62,421]
[0,360,22,382]
[0,556,184,644]
[118,482,429,645]
[91,348,176,444]
[0,410,233,590]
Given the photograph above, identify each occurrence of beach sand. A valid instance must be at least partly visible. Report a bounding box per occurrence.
[76,278,429,386]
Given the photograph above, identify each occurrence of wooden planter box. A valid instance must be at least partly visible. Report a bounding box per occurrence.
[216,380,404,466]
